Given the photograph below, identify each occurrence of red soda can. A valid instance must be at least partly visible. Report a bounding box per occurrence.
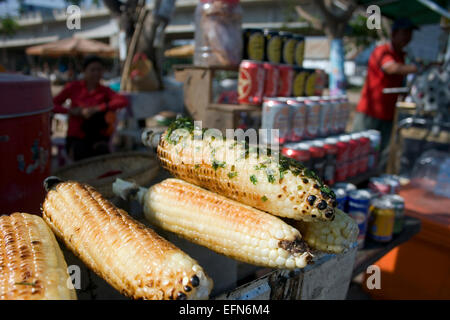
[335,160,349,182]
[308,140,326,180]
[263,62,279,97]
[348,133,361,159]
[323,137,338,185]
[302,97,321,139]
[347,158,358,178]
[337,134,350,162]
[284,97,307,142]
[277,64,294,97]
[238,60,265,105]
[359,135,371,156]
[282,142,311,168]
[358,154,369,173]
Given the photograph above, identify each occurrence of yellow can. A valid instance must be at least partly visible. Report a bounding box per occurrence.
[368,197,395,242]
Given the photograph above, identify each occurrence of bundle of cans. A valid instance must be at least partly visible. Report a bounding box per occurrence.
[281,129,381,186]
[238,61,324,106]
[332,177,405,249]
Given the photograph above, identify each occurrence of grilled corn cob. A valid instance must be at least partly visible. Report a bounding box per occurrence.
[154,118,336,222]
[0,212,76,300]
[113,178,314,269]
[42,178,212,300]
[292,209,358,253]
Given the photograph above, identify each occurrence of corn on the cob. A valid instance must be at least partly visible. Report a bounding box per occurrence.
[292,209,358,253]
[42,178,213,300]
[155,118,336,222]
[0,212,76,300]
[113,178,314,269]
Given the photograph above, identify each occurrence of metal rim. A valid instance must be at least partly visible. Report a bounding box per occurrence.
[0,107,53,120]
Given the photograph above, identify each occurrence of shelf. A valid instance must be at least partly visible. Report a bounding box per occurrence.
[209,103,262,113]
[173,64,239,72]
[339,169,381,187]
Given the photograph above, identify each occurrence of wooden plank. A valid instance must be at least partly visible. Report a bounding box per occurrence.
[209,103,262,113]
[351,216,421,278]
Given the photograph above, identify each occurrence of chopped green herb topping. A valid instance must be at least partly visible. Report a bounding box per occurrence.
[250,175,258,185]
[227,171,238,179]
[261,195,268,202]
[212,160,226,170]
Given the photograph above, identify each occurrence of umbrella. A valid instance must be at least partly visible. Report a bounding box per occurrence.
[26,37,117,57]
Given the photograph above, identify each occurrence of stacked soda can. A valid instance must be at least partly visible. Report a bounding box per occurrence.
[280,130,381,185]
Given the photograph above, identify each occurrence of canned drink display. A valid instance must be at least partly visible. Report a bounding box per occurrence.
[281,142,311,168]
[368,196,395,243]
[368,177,390,195]
[318,97,332,137]
[261,98,290,145]
[334,182,357,193]
[348,189,373,249]
[243,28,265,61]
[277,64,294,97]
[264,29,281,63]
[292,67,308,96]
[357,155,369,174]
[303,97,321,139]
[331,187,347,212]
[323,137,338,185]
[262,62,279,97]
[238,60,265,105]
[384,194,405,235]
[293,34,305,66]
[284,98,307,142]
[280,31,296,65]
[337,134,350,162]
[308,140,326,180]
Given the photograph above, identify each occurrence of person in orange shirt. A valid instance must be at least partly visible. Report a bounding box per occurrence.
[53,55,128,161]
[353,18,418,165]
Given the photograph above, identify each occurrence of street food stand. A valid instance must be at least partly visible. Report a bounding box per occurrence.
[3,0,450,302]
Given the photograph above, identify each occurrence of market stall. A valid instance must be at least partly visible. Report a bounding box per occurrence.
[2,0,450,302]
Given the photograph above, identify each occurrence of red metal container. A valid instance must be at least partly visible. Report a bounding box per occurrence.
[323,137,338,185]
[282,142,311,168]
[337,134,350,162]
[358,155,369,174]
[348,133,361,159]
[238,60,265,105]
[277,64,293,97]
[0,74,52,215]
[308,140,326,180]
[347,159,359,178]
[263,62,279,97]
[335,161,349,182]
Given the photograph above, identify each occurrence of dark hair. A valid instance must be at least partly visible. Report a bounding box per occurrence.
[82,55,104,70]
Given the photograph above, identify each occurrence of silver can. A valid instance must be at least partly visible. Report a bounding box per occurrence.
[384,194,405,234]
[261,97,290,145]
[317,96,332,137]
[301,96,321,139]
[284,97,307,142]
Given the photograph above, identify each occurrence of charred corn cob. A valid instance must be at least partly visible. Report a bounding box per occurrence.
[0,213,76,300]
[292,209,358,253]
[155,118,336,222]
[113,178,314,269]
[42,178,212,300]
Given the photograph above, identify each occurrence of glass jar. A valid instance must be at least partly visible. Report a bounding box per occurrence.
[194,0,243,67]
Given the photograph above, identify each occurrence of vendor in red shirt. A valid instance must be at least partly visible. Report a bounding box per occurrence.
[353,18,418,162]
[53,55,128,161]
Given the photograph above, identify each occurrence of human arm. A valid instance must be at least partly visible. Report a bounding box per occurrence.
[382,61,418,75]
